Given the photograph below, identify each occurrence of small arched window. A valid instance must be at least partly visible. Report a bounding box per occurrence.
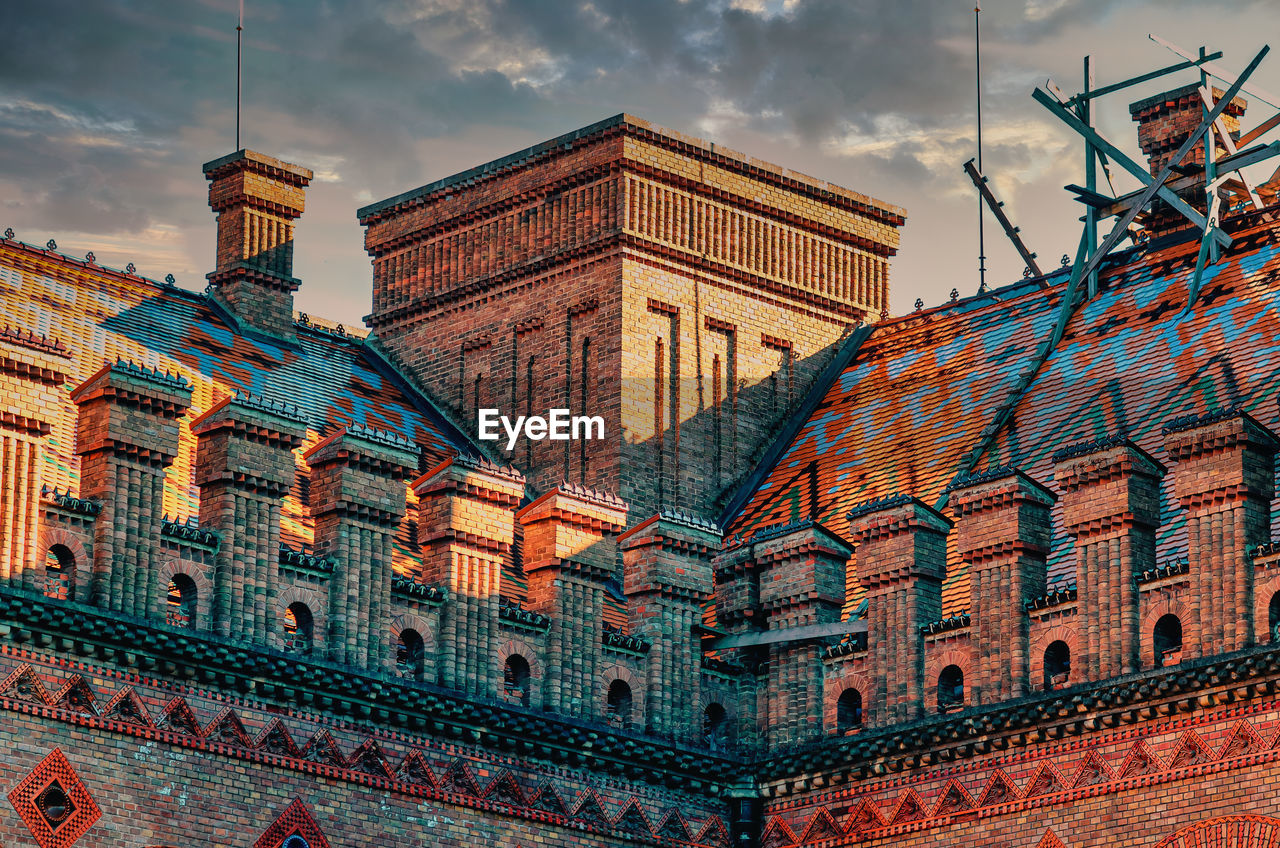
[1269,592,1280,643]
[283,603,313,655]
[836,688,863,735]
[166,575,197,628]
[1044,640,1071,690]
[1153,614,1183,668]
[606,680,633,729]
[504,655,531,706]
[396,629,425,681]
[703,702,729,750]
[937,665,964,713]
[282,835,310,848]
[44,544,74,601]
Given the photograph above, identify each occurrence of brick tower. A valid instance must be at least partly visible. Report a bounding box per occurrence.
[359,115,904,518]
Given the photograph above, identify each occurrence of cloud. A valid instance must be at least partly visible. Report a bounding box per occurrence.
[3,0,1279,323]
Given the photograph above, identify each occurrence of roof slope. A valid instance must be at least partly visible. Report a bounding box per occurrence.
[0,240,469,575]
[728,216,1280,615]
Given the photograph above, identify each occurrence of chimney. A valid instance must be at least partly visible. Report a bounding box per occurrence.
[1129,84,1246,232]
[203,150,314,341]
[846,494,950,726]
[519,483,628,719]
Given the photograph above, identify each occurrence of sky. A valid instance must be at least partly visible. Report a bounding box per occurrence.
[3,0,1280,323]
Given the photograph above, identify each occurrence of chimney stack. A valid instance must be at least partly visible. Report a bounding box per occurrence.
[203,150,313,341]
[1129,84,1246,233]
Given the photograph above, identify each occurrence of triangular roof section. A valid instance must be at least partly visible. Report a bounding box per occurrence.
[727,216,1280,615]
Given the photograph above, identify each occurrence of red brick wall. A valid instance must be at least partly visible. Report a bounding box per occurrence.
[0,646,732,848]
[362,117,904,518]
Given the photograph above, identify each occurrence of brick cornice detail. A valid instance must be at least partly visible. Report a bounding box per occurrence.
[207,264,302,293]
[0,411,51,437]
[359,122,904,232]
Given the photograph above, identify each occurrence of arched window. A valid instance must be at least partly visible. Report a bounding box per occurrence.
[1044,640,1071,690]
[166,575,197,628]
[1153,614,1183,668]
[703,702,729,750]
[606,680,633,729]
[282,835,310,848]
[283,603,313,655]
[836,688,863,735]
[44,544,74,600]
[1269,592,1280,643]
[937,665,964,713]
[396,629,425,681]
[504,655,531,706]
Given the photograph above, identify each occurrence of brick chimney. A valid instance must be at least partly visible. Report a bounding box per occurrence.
[846,495,950,726]
[203,150,314,341]
[1129,84,1246,232]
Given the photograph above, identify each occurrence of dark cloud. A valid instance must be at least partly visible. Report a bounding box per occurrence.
[2,0,1278,319]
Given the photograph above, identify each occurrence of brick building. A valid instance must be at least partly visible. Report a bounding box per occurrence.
[2,83,1280,848]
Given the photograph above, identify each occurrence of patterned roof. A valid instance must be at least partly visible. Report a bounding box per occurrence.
[728,215,1280,615]
[0,239,471,579]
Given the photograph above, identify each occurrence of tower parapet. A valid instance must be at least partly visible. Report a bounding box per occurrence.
[70,361,191,616]
[1054,436,1164,681]
[413,454,524,696]
[191,392,308,642]
[621,509,721,738]
[520,483,628,719]
[1163,410,1277,656]
[305,425,420,671]
[950,468,1055,703]
[847,495,949,726]
[0,328,68,590]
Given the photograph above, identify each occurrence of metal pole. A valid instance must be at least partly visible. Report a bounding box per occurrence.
[236,0,243,151]
[1083,56,1098,298]
[1201,46,1220,263]
[975,4,986,293]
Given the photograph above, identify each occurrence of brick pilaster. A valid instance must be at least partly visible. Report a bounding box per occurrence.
[1054,436,1164,680]
[620,509,722,739]
[0,328,68,589]
[519,483,627,718]
[413,454,524,696]
[305,425,419,671]
[1163,410,1277,656]
[847,495,950,726]
[751,520,849,748]
[950,468,1055,703]
[191,393,307,641]
[70,361,192,615]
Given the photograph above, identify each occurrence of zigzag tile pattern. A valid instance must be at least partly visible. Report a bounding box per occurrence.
[0,651,728,847]
[0,242,466,577]
[730,219,1280,614]
[761,693,1280,846]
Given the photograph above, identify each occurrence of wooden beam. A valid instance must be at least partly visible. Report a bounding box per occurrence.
[1072,44,1267,288]
[1034,88,1230,247]
[1151,34,1280,109]
[1198,86,1264,210]
[1066,51,1223,104]
[706,620,868,650]
[964,159,1044,278]
[1095,142,1280,218]
[1238,110,1280,148]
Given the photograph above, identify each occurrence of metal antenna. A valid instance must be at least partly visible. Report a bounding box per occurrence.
[975,4,987,293]
[236,0,244,151]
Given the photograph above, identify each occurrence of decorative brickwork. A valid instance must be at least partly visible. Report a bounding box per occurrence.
[203,150,314,340]
[7,748,100,848]
[8,87,1280,848]
[360,115,905,517]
